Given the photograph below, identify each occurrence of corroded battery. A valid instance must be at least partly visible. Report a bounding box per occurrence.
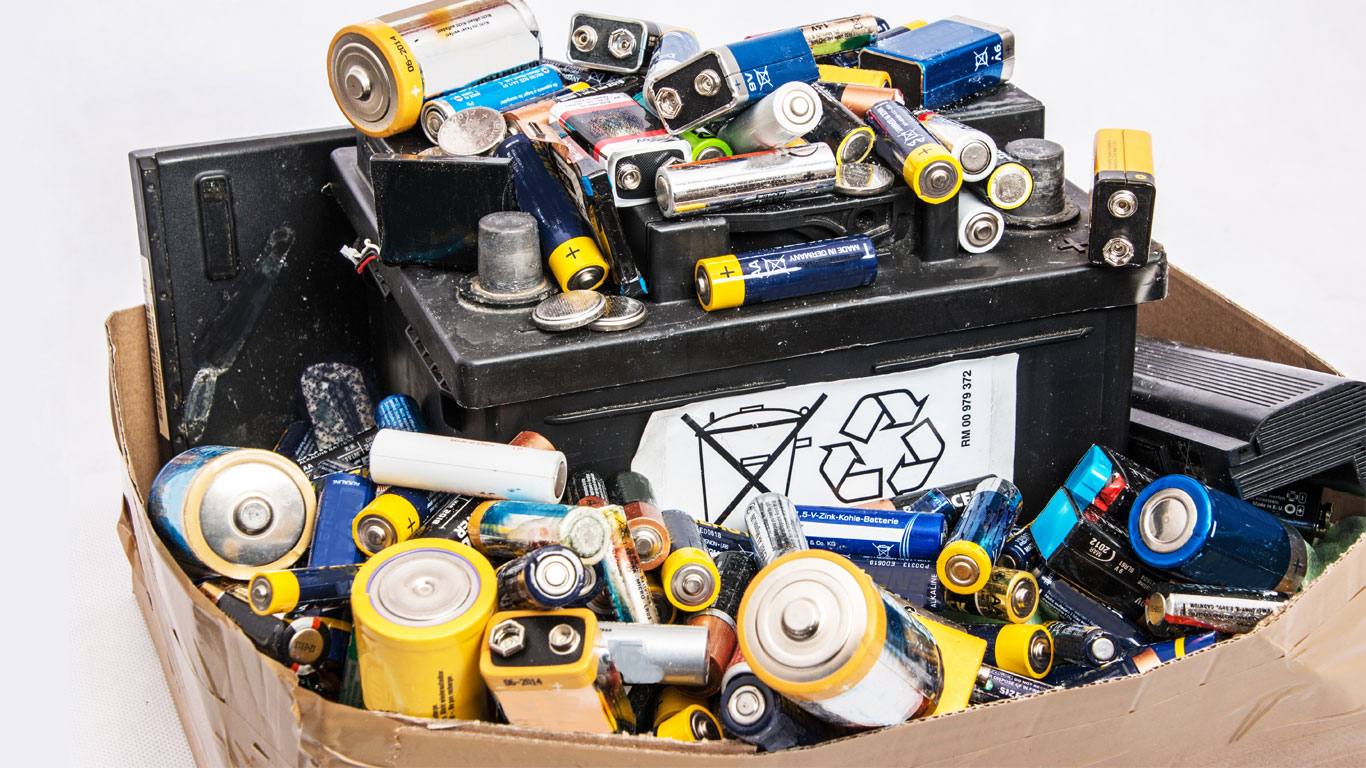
[655,143,836,217]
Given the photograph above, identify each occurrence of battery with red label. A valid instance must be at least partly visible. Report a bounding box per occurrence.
[551,93,691,207]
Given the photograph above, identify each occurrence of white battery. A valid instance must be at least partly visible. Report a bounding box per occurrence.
[957,189,1005,254]
[718,82,824,155]
[369,429,567,503]
[917,112,998,183]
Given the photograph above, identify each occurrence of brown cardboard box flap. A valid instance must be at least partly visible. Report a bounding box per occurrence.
[107,266,1366,766]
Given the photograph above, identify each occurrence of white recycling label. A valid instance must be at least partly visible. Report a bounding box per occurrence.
[630,354,1018,530]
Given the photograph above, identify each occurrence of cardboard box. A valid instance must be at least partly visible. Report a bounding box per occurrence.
[110,268,1366,767]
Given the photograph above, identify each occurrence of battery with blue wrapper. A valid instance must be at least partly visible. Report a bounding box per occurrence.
[420,65,564,143]
[796,504,947,560]
[306,473,375,568]
[859,17,1014,110]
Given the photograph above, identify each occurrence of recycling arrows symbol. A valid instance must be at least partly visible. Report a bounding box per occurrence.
[819,390,945,502]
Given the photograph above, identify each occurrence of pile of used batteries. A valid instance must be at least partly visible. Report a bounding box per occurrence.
[142,1,1366,753]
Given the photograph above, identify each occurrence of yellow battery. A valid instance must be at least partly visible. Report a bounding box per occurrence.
[981,158,1034,210]
[937,539,993,594]
[547,236,609,292]
[655,704,723,742]
[480,608,630,734]
[911,611,987,716]
[661,546,720,611]
[653,686,710,727]
[351,538,496,720]
[904,143,963,203]
[817,64,892,88]
[694,255,746,311]
[352,492,424,556]
[944,567,1039,622]
[250,570,300,615]
[991,624,1053,679]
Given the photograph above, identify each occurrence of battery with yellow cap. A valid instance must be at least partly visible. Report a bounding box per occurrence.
[815,64,892,88]
[694,235,878,312]
[655,704,724,742]
[248,563,361,615]
[327,0,542,137]
[351,488,434,557]
[660,509,721,611]
[866,99,962,203]
[960,622,1053,679]
[480,608,635,734]
[944,566,1039,623]
[350,538,496,719]
[1089,128,1156,267]
[738,549,943,728]
[937,477,1023,595]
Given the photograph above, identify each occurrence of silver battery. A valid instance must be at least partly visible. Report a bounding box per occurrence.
[567,13,658,73]
[717,82,824,155]
[957,189,1004,254]
[1146,585,1287,635]
[435,106,507,156]
[745,492,809,568]
[738,551,943,728]
[598,622,710,685]
[655,143,837,218]
[800,14,885,54]
[917,112,998,183]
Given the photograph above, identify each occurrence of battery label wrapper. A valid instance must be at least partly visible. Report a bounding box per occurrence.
[632,354,1017,528]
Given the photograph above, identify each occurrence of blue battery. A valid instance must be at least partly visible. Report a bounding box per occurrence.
[846,555,946,611]
[796,504,947,560]
[420,65,564,142]
[725,28,820,102]
[720,672,836,750]
[306,473,375,567]
[561,559,606,608]
[998,528,1042,572]
[493,133,609,292]
[695,235,877,311]
[1058,631,1222,687]
[859,17,1014,109]
[274,420,316,462]
[1034,568,1150,648]
[937,477,1021,593]
[1129,475,1309,593]
[495,545,586,610]
[374,394,427,434]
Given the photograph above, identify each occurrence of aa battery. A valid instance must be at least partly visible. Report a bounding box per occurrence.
[201,581,329,670]
[481,608,629,734]
[866,100,962,203]
[916,111,998,183]
[569,469,610,505]
[720,671,838,750]
[799,15,887,55]
[550,93,691,206]
[598,505,661,622]
[680,130,731,161]
[717,82,823,155]
[294,427,379,480]
[467,500,612,565]
[686,550,758,695]
[1089,128,1156,267]
[642,28,702,111]
[350,538,497,718]
[959,623,1052,680]
[956,190,1004,254]
[420,64,564,142]
[275,420,316,463]
[306,473,374,568]
[147,446,317,580]
[369,428,567,503]
[1045,622,1122,667]
[745,493,810,567]
[1129,475,1309,593]
[917,192,959,262]
[944,566,1038,624]
[661,509,721,610]
[493,133,609,291]
[566,13,662,74]
[816,81,904,118]
[859,17,1013,110]
[328,0,542,137]
[398,493,481,551]
[968,664,1053,705]
[805,85,875,164]
[937,477,1023,594]
[648,27,820,133]
[656,142,836,217]
[596,622,710,687]
[352,489,430,556]
[967,149,1033,211]
[796,504,946,560]
[998,528,1042,573]
[249,564,361,615]
[739,550,943,728]
[1059,632,1221,687]
[1146,583,1288,636]
[495,545,587,611]
[695,518,754,556]
[374,394,427,433]
[695,234,877,312]
[1033,568,1150,648]
[847,556,946,612]
[655,705,723,742]
[815,64,891,88]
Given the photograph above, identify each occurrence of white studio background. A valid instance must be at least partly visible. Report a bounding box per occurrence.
[3,1,1360,765]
